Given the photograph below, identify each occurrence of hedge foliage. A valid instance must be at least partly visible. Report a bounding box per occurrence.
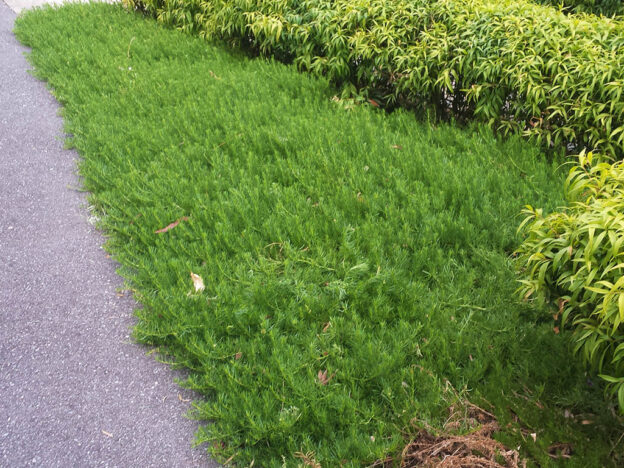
[517,151,624,412]
[537,0,624,17]
[123,0,624,158]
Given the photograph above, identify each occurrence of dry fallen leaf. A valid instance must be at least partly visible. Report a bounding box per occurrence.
[368,98,380,107]
[548,442,573,459]
[322,322,331,333]
[190,272,205,293]
[391,144,403,150]
[178,394,191,403]
[294,452,321,468]
[317,369,335,386]
[553,326,560,334]
[234,352,242,360]
[523,289,533,302]
[554,298,568,321]
[155,216,189,234]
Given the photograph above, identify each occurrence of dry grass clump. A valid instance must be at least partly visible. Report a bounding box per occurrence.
[374,399,523,468]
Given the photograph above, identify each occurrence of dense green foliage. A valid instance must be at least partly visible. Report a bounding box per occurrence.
[517,152,624,412]
[537,0,624,17]
[15,4,623,466]
[123,0,624,158]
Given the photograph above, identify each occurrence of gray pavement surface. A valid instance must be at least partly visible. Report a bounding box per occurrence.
[0,2,216,466]
[3,0,95,14]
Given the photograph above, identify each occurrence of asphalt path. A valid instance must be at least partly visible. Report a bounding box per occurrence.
[0,2,216,466]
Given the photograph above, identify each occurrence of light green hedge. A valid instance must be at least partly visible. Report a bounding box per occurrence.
[517,152,624,412]
[537,0,623,17]
[123,0,624,158]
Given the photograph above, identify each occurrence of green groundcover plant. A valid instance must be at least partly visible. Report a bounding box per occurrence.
[15,4,623,466]
[517,152,624,412]
[123,0,624,158]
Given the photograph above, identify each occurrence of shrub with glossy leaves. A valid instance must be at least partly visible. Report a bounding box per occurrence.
[537,0,624,16]
[122,0,624,158]
[517,151,624,412]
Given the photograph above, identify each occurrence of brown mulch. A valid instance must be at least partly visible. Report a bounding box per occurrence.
[373,400,524,468]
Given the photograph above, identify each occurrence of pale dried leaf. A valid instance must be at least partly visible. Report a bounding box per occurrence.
[190,272,205,292]
[155,216,189,234]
